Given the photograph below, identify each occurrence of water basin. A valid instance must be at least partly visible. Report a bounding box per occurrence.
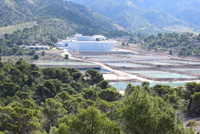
[81,55,115,58]
[111,82,187,90]
[170,60,200,65]
[170,68,200,74]
[106,62,151,67]
[126,70,197,78]
[34,62,95,66]
[142,61,179,65]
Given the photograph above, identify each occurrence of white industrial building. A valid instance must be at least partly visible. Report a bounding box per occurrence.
[55,34,116,52]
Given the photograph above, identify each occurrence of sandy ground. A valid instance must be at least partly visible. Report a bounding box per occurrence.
[118,90,125,95]
[103,74,127,80]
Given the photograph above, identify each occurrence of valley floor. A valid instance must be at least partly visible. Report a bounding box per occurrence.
[3,46,200,92]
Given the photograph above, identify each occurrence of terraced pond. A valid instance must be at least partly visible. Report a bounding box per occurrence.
[124,55,170,61]
[111,82,187,90]
[170,60,200,65]
[170,68,200,74]
[81,55,115,58]
[34,62,96,66]
[126,70,197,79]
[142,61,180,65]
[106,62,151,67]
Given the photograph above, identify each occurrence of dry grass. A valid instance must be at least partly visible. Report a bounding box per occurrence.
[1,49,68,64]
[0,22,37,37]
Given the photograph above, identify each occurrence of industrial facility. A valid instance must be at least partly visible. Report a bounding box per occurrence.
[55,34,116,52]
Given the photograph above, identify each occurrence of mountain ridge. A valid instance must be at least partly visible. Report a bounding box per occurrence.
[0,0,129,38]
[70,0,200,33]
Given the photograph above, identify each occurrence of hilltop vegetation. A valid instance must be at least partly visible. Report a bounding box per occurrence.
[0,0,129,47]
[0,60,197,133]
[0,22,37,37]
[139,33,200,57]
[71,0,200,33]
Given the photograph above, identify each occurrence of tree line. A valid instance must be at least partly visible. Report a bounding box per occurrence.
[0,60,198,133]
[137,32,200,57]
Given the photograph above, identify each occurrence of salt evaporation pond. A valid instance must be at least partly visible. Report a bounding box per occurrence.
[170,68,200,74]
[81,55,115,58]
[126,70,197,78]
[111,82,187,90]
[34,62,95,66]
[142,61,180,65]
[127,54,170,61]
[170,60,200,65]
[125,54,147,58]
[106,62,151,67]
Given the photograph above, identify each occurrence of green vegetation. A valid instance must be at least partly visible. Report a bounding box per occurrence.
[0,0,130,59]
[0,0,129,45]
[119,88,190,134]
[42,51,45,56]
[0,0,128,61]
[0,60,198,133]
[0,44,33,57]
[169,50,173,55]
[1,0,200,133]
[0,22,37,37]
[140,32,200,57]
[33,54,39,60]
[186,120,196,127]
[121,42,129,46]
[71,0,200,33]
[64,54,69,59]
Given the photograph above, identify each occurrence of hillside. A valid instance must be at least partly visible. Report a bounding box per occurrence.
[0,61,195,134]
[0,22,37,37]
[139,33,200,57]
[0,0,128,46]
[70,0,200,33]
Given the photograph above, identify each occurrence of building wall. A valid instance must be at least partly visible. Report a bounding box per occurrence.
[68,42,114,52]
[56,34,115,51]
[75,36,91,41]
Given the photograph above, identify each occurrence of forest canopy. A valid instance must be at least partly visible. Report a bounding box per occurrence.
[0,60,197,133]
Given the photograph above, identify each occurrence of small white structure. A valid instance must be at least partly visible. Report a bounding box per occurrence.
[55,40,68,47]
[26,46,50,50]
[55,34,116,52]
